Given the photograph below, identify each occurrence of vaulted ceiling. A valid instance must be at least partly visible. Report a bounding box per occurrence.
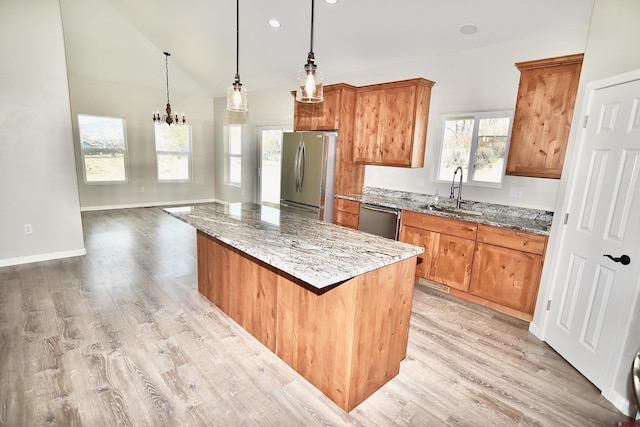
[59,0,595,98]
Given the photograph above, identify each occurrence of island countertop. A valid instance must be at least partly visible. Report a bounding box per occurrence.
[164,203,423,289]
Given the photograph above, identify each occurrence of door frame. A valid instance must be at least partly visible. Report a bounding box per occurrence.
[531,68,640,416]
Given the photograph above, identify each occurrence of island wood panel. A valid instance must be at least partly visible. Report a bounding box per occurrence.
[197,231,276,352]
[228,247,278,353]
[197,230,418,412]
[276,257,416,412]
[197,230,230,313]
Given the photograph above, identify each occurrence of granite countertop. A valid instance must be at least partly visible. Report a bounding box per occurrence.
[164,203,424,289]
[337,188,553,235]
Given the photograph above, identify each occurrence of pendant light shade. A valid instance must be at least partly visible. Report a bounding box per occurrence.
[296,0,323,103]
[227,0,248,112]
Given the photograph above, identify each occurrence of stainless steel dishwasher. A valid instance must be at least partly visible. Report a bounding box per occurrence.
[358,203,401,240]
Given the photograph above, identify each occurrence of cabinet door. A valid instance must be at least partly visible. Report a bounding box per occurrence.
[469,242,543,314]
[506,54,583,179]
[294,88,339,131]
[353,89,383,163]
[430,233,475,291]
[379,85,416,166]
[399,225,434,279]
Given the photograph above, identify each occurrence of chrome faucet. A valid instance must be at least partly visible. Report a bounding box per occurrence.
[450,166,463,209]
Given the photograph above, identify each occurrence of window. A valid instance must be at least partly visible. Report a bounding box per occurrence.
[154,124,192,181]
[226,125,242,185]
[78,114,128,183]
[436,110,513,188]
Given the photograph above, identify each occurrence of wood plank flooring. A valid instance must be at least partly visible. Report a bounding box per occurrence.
[0,207,632,426]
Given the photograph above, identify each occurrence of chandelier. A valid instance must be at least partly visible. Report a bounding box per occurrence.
[296,0,323,103]
[153,52,186,125]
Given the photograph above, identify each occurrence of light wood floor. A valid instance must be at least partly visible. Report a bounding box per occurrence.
[0,207,632,426]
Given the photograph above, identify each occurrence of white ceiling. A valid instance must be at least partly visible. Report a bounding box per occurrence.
[59,0,595,98]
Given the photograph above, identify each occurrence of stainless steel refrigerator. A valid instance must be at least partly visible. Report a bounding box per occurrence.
[280,131,336,221]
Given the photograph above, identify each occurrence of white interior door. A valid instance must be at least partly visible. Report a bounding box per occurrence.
[545,76,640,393]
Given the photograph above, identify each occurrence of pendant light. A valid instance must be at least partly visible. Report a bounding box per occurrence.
[153,52,186,126]
[296,0,323,103]
[227,0,248,112]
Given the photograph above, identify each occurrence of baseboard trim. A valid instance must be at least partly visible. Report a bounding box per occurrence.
[80,198,219,212]
[602,388,635,418]
[0,248,87,268]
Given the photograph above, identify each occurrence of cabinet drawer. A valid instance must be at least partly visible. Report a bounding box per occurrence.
[401,210,477,240]
[335,211,359,229]
[335,198,360,214]
[476,224,546,255]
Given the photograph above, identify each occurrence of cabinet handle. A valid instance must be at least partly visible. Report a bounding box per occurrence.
[603,254,631,265]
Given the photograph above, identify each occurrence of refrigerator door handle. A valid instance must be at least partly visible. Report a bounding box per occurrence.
[294,141,302,192]
[299,141,306,190]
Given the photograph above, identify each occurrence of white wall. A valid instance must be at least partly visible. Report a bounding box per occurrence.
[533,0,640,416]
[346,28,590,211]
[69,76,215,209]
[0,0,85,266]
[237,27,590,211]
[213,87,293,203]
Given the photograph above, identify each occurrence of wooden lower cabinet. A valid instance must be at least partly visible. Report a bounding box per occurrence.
[468,224,547,319]
[333,198,360,229]
[399,212,548,321]
[399,211,477,291]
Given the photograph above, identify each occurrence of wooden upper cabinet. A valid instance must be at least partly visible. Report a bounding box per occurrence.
[506,53,584,179]
[293,83,356,131]
[353,78,435,168]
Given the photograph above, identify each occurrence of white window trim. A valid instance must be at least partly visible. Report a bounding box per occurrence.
[435,110,514,190]
[78,114,130,185]
[154,124,193,183]
[225,124,242,187]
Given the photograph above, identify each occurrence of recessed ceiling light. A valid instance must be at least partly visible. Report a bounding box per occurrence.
[269,19,281,28]
[325,0,338,4]
[460,24,478,35]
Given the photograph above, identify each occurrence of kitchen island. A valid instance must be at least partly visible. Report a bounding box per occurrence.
[164,203,423,411]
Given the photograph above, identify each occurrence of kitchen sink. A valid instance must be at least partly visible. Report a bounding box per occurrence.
[422,205,483,217]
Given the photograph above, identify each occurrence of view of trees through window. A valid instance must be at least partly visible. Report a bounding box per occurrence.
[78,114,128,182]
[227,125,242,185]
[154,124,191,181]
[438,112,512,186]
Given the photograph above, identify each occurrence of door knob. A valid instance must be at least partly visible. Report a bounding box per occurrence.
[603,254,631,265]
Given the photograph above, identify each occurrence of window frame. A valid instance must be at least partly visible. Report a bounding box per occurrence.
[435,110,514,189]
[153,123,193,182]
[225,124,242,186]
[77,114,129,184]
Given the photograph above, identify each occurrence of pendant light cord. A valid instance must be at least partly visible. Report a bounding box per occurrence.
[235,0,240,79]
[309,0,315,55]
[164,52,171,104]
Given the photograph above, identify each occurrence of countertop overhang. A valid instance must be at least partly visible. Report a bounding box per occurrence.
[164,203,424,289]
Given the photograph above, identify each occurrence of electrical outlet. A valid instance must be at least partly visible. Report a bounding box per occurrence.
[509,186,523,198]
[140,186,145,193]
[24,224,33,234]
[416,178,425,188]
